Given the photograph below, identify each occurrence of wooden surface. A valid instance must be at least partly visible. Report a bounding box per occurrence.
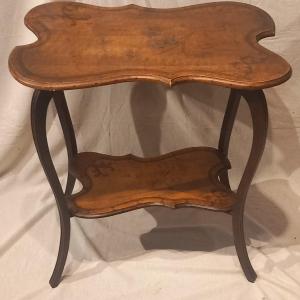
[9,1,291,90]
[67,147,237,218]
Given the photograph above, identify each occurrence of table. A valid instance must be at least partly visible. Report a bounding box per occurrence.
[8,1,292,288]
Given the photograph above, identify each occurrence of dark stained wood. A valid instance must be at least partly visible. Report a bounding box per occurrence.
[31,90,71,288]
[232,89,268,282]
[67,147,237,218]
[9,2,291,90]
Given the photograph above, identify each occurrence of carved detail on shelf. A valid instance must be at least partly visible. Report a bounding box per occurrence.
[67,147,237,218]
[9,2,291,90]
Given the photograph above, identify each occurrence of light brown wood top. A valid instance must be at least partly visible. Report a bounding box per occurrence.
[67,147,237,218]
[9,1,291,90]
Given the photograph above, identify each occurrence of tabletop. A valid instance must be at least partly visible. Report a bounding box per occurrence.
[9,1,292,91]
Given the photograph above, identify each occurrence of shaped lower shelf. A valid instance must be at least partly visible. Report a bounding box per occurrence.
[67,147,237,218]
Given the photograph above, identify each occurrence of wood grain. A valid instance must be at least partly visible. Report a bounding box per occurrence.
[67,147,237,218]
[9,1,291,90]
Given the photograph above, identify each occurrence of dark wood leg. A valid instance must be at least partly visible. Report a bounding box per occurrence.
[53,91,78,196]
[232,89,268,282]
[218,89,241,189]
[218,89,268,282]
[31,90,77,288]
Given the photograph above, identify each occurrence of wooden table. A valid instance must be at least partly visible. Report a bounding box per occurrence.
[9,2,291,288]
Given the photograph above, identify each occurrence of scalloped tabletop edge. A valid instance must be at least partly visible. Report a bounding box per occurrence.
[8,1,292,90]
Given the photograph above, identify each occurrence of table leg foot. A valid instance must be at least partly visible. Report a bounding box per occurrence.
[232,204,257,282]
[49,219,70,288]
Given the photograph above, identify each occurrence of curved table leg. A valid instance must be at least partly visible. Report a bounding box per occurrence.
[53,91,78,196]
[218,89,241,189]
[218,89,268,282]
[234,90,268,282]
[31,90,77,288]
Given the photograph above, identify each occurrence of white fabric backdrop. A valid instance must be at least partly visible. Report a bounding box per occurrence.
[1,0,300,299]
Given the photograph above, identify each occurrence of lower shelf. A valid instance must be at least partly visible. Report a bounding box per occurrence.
[67,147,237,218]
